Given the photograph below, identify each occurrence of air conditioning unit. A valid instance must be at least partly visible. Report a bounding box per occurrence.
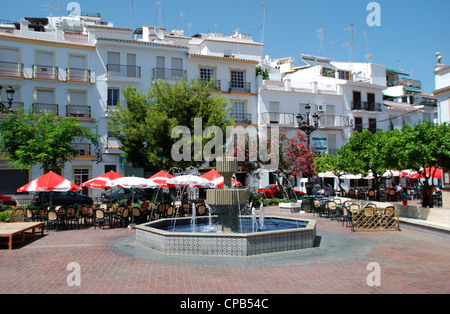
[316,104,326,112]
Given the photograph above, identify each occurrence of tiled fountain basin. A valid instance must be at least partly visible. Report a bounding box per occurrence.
[135,216,316,256]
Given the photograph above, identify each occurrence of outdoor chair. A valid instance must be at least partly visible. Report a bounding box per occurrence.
[343,200,353,207]
[93,209,106,229]
[197,204,206,215]
[66,207,80,229]
[46,210,59,231]
[80,206,93,226]
[348,204,360,213]
[25,208,36,222]
[324,201,338,219]
[364,203,377,208]
[341,205,352,228]
[157,203,166,218]
[368,189,376,201]
[114,208,129,228]
[348,189,356,198]
[182,202,190,216]
[313,200,322,217]
[166,205,175,217]
[387,188,397,201]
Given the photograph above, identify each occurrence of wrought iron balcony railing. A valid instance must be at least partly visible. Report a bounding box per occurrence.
[152,67,186,80]
[32,103,59,116]
[66,105,91,118]
[0,61,24,77]
[33,64,59,79]
[230,113,252,124]
[66,68,92,82]
[229,81,251,93]
[107,64,141,78]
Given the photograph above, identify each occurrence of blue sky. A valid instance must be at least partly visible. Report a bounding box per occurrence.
[1,0,449,93]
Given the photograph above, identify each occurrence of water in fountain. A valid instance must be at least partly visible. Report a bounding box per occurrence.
[259,203,265,230]
[190,202,196,232]
[251,207,257,232]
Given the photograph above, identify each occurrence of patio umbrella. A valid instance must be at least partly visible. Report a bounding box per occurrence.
[409,167,443,179]
[201,169,242,188]
[17,171,82,206]
[167,174,213,188]
[106,176,158,226]
[148,170,174,188]
[80,170,124,189]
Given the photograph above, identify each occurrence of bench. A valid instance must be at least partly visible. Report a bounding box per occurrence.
[0,222,45,250]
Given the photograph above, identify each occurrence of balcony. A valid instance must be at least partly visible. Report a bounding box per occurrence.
[152,67,186,80]
[260,112,295,125]
[107,64,141,78]
[66,105,91,118]
[33,64,59,80]
[201,79,221,91]
[66,68,92,83]
[71,143,92,156]
[318,115,350,128]
[351,101,382,112]
[32,103,59,116]
[229,82,251,93]
[0,61,24,77]
[231,113,252,124]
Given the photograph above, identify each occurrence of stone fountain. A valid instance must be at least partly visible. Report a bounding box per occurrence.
[206,156,248,232]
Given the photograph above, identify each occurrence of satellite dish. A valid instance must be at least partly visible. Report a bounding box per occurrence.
[154,27,165,40]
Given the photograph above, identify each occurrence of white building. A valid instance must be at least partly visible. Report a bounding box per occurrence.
[433,52,450,123]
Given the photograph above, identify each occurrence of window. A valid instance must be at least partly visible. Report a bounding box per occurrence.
[0,47,21,76]
[339,70,350,80]
[200,67,215,82]
[68,90,89,118]
[107,88,120,107]
[74,168,90,196]
[354,117,363,133]
[231,70,245,89]
[321,67,335,78]
[68,54,87,81]
[353,91,361,110]
[232,101,246,120]
[171,57,183,78]
[368,118,377,133]
[35,51,56,79]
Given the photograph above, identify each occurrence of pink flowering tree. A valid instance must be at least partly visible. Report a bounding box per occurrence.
[232,128,315,200]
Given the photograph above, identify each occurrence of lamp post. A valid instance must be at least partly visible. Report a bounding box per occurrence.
[0,86,15,111]
[296,104,319,147]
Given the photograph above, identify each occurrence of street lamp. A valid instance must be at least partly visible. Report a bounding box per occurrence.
[0,86,15,111]
[296,104,319,147]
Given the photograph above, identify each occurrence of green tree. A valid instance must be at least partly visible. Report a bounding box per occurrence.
[0,109,99,173]
[397,120,450,207]
[108,79,233,170]
[337,129,394,200]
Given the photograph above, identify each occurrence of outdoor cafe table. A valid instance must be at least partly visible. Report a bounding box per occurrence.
[103,210,117,228]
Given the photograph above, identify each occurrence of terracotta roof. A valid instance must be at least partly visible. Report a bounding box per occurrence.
[96,37,188,49]
[189,53,259,64]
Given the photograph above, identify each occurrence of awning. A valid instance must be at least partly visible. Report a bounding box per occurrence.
[386,68,410,76]
[404,87,422,93]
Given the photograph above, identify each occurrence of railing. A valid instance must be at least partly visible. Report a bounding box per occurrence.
[71,143,92,156]
[231,113,252,124]
[351,101,382,112]
[152,67,186,80]
[66,105,91,118]
[0,61,24,77]
[33,64,59,79]
[229,81,251,93]
[318,115,350,127]
[32,103,59,116]
[202,79,221,91]
[107,64,141,78]
[106,137,121,149]
[66,68,92,82]
[260,112,295,125]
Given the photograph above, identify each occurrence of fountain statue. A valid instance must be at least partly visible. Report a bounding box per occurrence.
[206,156,248,232]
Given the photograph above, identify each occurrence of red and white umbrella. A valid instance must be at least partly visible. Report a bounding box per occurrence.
[105,176,159,189]
[148,170,174,188]
[80,170,124,189]
[17,171,82,192]
[201,169,242,188]
[167,174,213,188]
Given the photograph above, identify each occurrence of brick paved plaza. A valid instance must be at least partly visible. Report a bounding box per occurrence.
[1,206,449,295]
